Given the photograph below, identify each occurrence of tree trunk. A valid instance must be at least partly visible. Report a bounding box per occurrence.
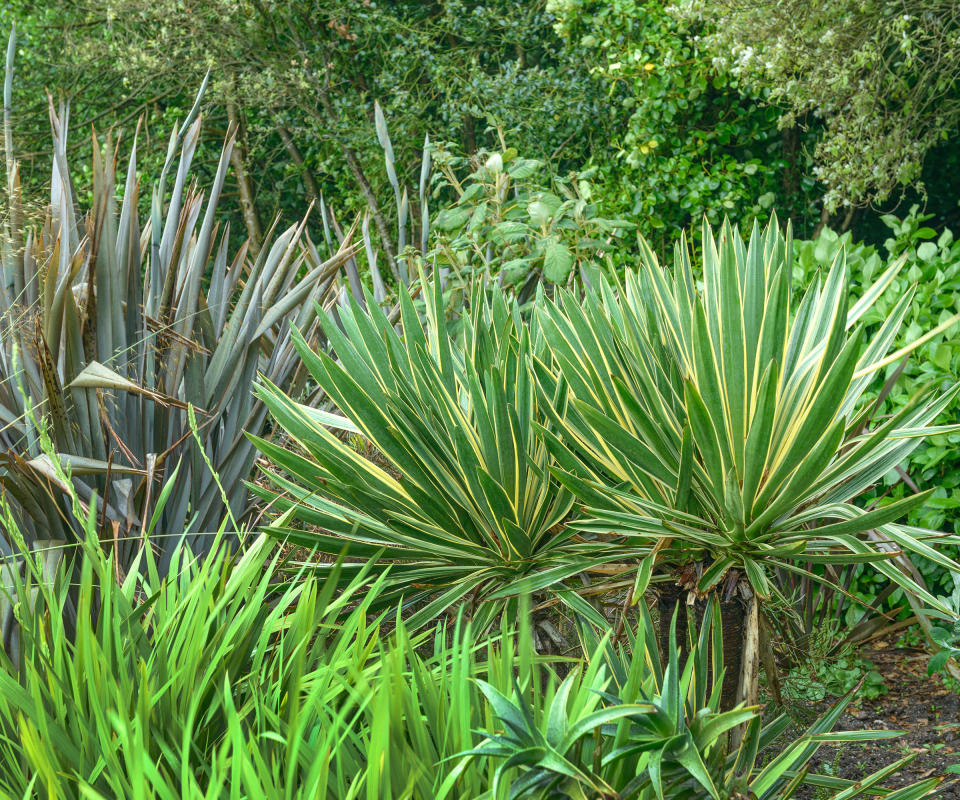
[657,581,748,711]
[225,101,263,257]
[759,611,782,706]
[840,206,857,232]
[463,113,477,155]
[657,582,691,666]
[780,123,800,200]
[721,592,750,711]
[276,124,322,205]
[811,203,831,239]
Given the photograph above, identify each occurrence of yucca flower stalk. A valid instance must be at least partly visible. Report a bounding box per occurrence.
[536,215,960,705]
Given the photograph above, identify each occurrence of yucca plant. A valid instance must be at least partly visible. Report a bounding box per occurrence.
[0,32,354,570]
[252,274,633,631]
[535,215,960,705]
[461,608,747,800]
[461,598,940,800]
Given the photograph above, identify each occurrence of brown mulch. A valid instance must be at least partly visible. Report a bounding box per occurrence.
[797,637,960,797]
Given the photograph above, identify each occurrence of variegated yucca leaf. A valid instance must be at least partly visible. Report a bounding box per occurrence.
[536,215,960,613]
[252,274,631,630]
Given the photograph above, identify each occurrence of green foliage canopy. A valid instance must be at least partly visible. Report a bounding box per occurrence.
[679,0,960,212]
[546,0,820,241]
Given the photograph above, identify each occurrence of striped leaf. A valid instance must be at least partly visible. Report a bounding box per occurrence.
[537,216,960,610]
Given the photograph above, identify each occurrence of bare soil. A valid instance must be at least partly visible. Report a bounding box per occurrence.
[795,637,960,797]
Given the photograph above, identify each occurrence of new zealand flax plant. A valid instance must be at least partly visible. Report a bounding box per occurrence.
[535,215,960,707]
[0,30,355,573]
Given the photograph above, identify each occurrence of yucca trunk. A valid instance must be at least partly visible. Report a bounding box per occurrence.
[657,581,758,712]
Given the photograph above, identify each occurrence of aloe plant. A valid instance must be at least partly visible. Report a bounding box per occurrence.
[461,599,940,800]
[536,215,960,705]
[0,32,354,569]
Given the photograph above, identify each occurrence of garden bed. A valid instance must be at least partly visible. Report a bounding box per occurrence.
[802,637,960,796]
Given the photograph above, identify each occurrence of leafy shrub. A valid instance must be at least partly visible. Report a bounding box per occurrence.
[678,0,960,212]
[426,142,633,302]
[546,0,819,240]
[47,0,609,238]
[339,105,634,312]
[923,571,960,676]
[795,208,960,599]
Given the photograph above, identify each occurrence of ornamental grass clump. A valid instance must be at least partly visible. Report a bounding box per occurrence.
[0,502,389,797]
